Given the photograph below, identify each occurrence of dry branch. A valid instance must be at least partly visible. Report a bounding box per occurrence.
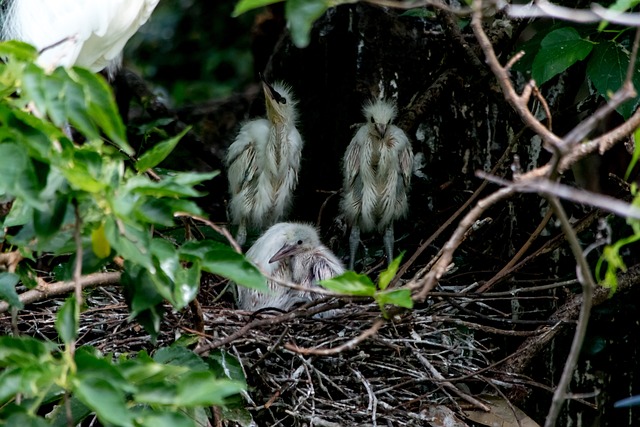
[0,272,121,313]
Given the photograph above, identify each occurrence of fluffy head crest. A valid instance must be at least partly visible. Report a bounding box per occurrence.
[266,222,320,247]
[363,99,397,125]
[264,80,299,124]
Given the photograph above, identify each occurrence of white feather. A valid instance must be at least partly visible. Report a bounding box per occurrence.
[236,222,344,314]
[225,83,303,243]
[1,0,159,77]
[341,99,413,233]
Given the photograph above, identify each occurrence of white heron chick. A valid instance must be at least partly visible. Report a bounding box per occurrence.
[236,222,344,314]
[0,0,159,78]
[225,78,303,246]
[341,99,414,270]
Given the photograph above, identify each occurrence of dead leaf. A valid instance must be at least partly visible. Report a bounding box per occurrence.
[464,395,541,427]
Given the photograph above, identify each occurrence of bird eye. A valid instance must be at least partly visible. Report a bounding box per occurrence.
[279,97,287,105]
[297,240,303,245]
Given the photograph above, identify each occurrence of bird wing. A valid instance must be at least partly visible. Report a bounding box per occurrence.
[394,129,414,189]
[77,0,160,74]
[341,127,367,223]
[308,248,345,286]
[1,0,158,74]
[226,119,271,195]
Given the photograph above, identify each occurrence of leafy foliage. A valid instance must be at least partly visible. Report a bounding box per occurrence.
[515,21,640,119]
[320,253,413,317]
[0,40,264,424]
[233,0,353,48]
[0,336,245,426]
[596,184,640,292]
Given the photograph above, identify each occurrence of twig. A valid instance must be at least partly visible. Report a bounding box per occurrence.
[0,272,122,313]
[395,129,517,284]
[478,207,553,292]
[284,319,385,355]
[478,171,640,220]
[173,212,242,254]
[411,187,516,301]
[0,251,23,272]
[470,0,563,149]
[543,196,597,427]
[415,352,491,411]
[73,202,83,312]
[508,1,640,26]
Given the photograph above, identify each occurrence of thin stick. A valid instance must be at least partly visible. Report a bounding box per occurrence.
[411,187,515,301]
[284,319,384,355]
[0,272,122,313]
[478,207,554,292]
[174,212,242,253]
[543,196,596,427]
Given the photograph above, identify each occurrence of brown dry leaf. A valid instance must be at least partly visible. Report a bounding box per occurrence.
[425,405,469,427]
[463,395,541,427]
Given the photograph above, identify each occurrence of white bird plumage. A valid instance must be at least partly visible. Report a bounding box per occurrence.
[341,99,414,270]
[0,0,159,78]
[235,222,344,314]
[225,79,303,246]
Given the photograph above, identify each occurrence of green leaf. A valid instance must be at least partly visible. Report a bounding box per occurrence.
[181,241,268,292]
[136,127,191,172]
[56,296,78,345]
[4,413,49,427]
[0,336,53,366]
[587,41,640,119]
[119,358,187,385]
[0,364,61,404]
[121,263,164,340]
[0,143,28,194]
[378,252,404,290]
[33,196,68,239]
[71,67,131,154]
[625,126,640,180]
[73,377,135,427]
[0,40,38,62]
[400,8,435,18]
[285,0,328,48]
[174,372,244,406]
[135,198,203,227]
[207,350,247,385]
[153,346,209,372]
[138,412,195,427]
[531,27,593,85]
[75,349,135,393]
[104,218,154,272]
[124,171,218,199]
[0,272,23,309]
[151,238,180,283]
[47,395,92,427]
[232,0,284,17]
[173,264,201,308]
[375,289,413,309]
[319,271,376,296]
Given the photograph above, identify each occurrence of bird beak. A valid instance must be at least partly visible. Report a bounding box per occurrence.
[375,123,387,138]
[269,243,303,263]
[260,74,285,123]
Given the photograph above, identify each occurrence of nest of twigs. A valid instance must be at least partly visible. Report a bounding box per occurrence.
[1,274,521,427]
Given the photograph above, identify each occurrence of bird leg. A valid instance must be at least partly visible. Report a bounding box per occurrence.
[236,221,247,247]
[348,225,360,270]
[383,225,394,266]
